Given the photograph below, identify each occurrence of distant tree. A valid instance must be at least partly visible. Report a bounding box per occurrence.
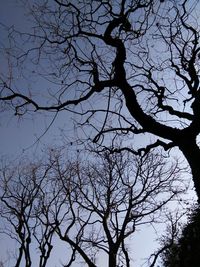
[0,148,185,267]
[159,205,200,267]
[148,211,184,267]
[1,1,200,199]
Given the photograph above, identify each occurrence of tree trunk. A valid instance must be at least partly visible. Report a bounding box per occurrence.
[179,139,200,201]
[109,252,117,267]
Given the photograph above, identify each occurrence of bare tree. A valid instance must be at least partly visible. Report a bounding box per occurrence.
[0,158,55,267]
[148,210,186,267]
[53,149,185,267]
[0,147,186,267]
[0,0,200,199]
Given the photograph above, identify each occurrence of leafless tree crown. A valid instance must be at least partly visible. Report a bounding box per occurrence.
[0,149,185,266]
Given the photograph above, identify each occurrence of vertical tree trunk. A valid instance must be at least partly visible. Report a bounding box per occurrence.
[179,140,200,201]
[109,251,117,267]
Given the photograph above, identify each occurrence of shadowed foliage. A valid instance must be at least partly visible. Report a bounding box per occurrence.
[160,205,200,267]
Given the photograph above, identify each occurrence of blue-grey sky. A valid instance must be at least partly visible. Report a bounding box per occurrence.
[0,1,45,157]
[0,0,77,159]
[0,1,195,267]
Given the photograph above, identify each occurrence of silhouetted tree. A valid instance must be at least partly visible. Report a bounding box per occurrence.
[0,158,56,267]
[0,148,185,266]
[0,0,200,199]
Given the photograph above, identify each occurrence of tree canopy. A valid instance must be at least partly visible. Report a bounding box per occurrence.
[0,148,184,266]
[1,0,200,198]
